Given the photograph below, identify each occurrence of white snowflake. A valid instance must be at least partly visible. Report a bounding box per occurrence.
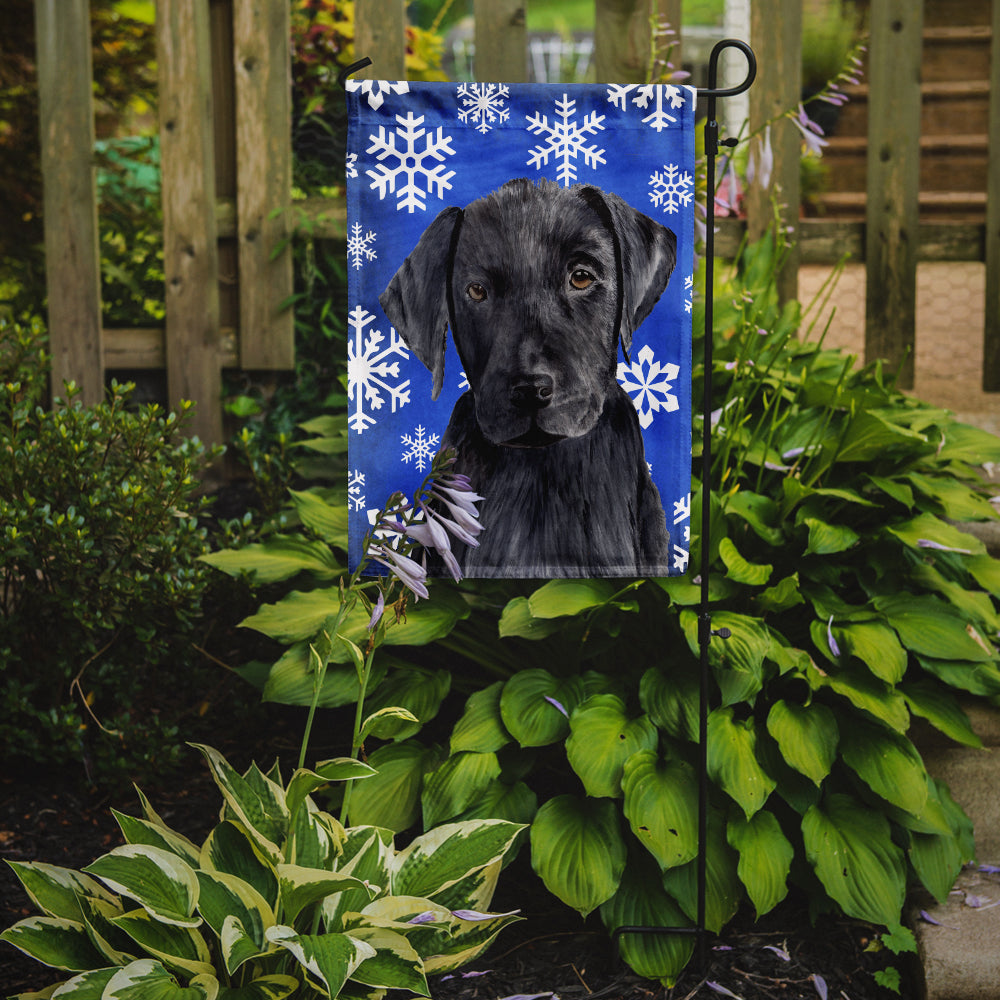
[684,273,694,314]
[458,82,510,134]
[348,469,366,511]
[347,304,411,434]
[649,163,694,215]
[673,494,691,525]
[347,222,377,270]
[401,425,440,472]
[526,93,606,187]
[366,112,457,213]
[607,83,687,131]
[345,79,410,111]
[672,544,690,574]
[617,344,680,429]
[346,152,358,179]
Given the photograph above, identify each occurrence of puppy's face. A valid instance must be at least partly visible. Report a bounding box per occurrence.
[451,181,620,446]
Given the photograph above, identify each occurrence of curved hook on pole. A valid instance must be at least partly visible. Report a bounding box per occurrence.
[337,57,373,90]
[700,38,757,99]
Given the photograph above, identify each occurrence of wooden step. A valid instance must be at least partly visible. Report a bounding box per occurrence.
[922,25,993,83]
[813,190,987,222]
[922,0,992,28]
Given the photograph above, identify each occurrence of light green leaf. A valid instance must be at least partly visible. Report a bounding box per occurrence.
[200,536,341,584]
[346,926,428,994]
[527,579,619,618]
[0,916,106,972]
[906,472,999,521]
[195,871,273,973]
[285,760,375,823]
[727,811,793,917]
[839,718,929,816]
[935,421,1000,464]
[621,751,698,871]
[639,664,699,743]
[835,410,927,463]
[261,643,385,709]
[916,655,1000,697]
[450,682,511,754]
[276,865,374,925]
[83,846,200,928]
[47,967,118,998]
[5,862,118,923]
[288,488,349,543]
[808,661,910,732]
[707,708,776,818]
[421,752,502,829]
[499,670,584,747]
[110,909,214,978]
[497,597,564,640]
[724,490,784,545]
[199,822,278,910]
[322,830,393,931]
[530,795,626,917]
[103,959,218,1000]
[215,975,299,1000]
[835,621,907,684]
[874,593,995,662]
[347,741,442,832]
[265,926,375,997]
[680,611,770,706]
[803,517,859,556]
[241,589,345,643]
[112,812,201,868]
[885,512,985,557]
[802,794,906,926]
[755,573,804,614]
[360,706,421,742]
[362,667,451,740]
[452,779,538,827]
[719,537,772,585]
[901,680,982,748]
[966,553,1000,597]
[765,700,838,786]
[566,695,658,799]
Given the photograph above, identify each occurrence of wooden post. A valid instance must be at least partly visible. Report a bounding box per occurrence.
[34,0,104,405]
[594,0,655,84]
[157,0,223,445]
[474,0,527,82]
[233,0,294,369]
[355,0,406,80]
[983,0,1000,390]
[864,0,923,390]
[746,0,801,305]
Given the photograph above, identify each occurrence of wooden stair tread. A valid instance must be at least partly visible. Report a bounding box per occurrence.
[922,25,992,42]
[819,191,987,207]
[824,134,989,154]
[843,79,992,101]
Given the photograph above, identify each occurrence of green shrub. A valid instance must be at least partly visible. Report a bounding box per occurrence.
[0,317,221,783]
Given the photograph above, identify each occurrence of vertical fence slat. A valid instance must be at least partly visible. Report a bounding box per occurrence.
[864,0,923,389]
[34,0,103,405]
[594,0,656,84]
[983,0,1000,390]
[474,0,527,82]
[355,0,406,79]
[746,0,801,304]
[233,0,294,369]
[157,0,223,445]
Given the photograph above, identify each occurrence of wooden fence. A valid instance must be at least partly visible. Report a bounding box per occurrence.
[33,0,1000,445]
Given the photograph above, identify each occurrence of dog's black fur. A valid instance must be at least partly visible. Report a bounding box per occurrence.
[380,177,677,577]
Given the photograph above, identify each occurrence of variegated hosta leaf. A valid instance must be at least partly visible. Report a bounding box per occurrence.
[112,811,202,868]
[423,906,522,975]
[276,864,375,925]
[200,822,278,910]
[195,871,274,974]
[566,695,658,799]
[265,925,375,998]
[102,958,218,999]
[77,894,136,966]
[0,916,107,972]
[285,760,375,823]
[802,793,906,926]
[45,966,118,997]
[727,810,793,918]
[621,751,699,871]
[323,829,393,931]
[765,700,838,786]
[4,861,118,922]
[110,908,214,979]
[288,802,344,870]
[707,707,776,818]
[499,670,585,747]
[421,751,502,829]
[529,795,626,917]
[345,926,429,995]
[83,846,200,928]
[214,975,299,1000]
[420,860,501,917]
[391,820,524,901]
[450,681,511,754]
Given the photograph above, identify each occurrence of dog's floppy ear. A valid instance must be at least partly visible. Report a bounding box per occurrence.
[379,206,463,400]
[579,187,677,358]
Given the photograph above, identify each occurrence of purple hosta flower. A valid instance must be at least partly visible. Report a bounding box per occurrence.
[393,515,463,582]
[368,543,429,600]
[917,538,973,555]
[706,983,742,999]
[544,695,569,718]
[407,911,438,925]
[763,944,791,962]
[747,124,774,191]
[451,908,521,921]
[811,974,828,1000]
[827,615,841,657]
[791,103,828,157]
[979,864,1000,874]
[367,590,385,631]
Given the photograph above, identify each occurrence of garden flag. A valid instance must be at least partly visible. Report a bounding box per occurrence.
[345,79,696,578]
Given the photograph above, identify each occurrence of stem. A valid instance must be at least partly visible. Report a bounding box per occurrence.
[339,644,376,827]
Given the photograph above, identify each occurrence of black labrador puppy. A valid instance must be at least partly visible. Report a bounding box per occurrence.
[380,177,677,578]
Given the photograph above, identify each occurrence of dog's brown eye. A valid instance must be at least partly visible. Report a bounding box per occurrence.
[570,269,595,290]
[467,283,488,302]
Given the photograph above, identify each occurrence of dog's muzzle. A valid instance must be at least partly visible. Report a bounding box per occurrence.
[509,374,554,411]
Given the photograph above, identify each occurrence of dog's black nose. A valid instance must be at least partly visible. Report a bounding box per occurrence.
[510,374,554,410]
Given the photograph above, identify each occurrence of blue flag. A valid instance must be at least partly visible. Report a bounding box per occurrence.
[345,80,695,578]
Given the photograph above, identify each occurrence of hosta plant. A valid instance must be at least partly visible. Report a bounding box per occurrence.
[1,744,523,999]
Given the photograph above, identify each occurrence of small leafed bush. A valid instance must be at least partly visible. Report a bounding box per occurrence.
[1,744,524,998]
[0,317,219,782]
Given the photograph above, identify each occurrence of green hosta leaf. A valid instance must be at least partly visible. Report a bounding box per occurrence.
[835,410,927,463]
[83,846,200,928]
[112,812,201,868]
[241,589,344,644]
[393,820,524,900]
[916,655,1000,697]
[200,535,341,584]
[285,760,376,822]
[755,573,804,614]
[347,740,442,832]
[346,926,428,994]
[909,825,966,905]
[724,490,784,545]
[639,664,699,742]
[906,472,998,522]
[362,667,451,740]
[901,680,982,748]
[967,553,1000,597]
[910,562,1000,633]
[839,718,929,816]
[5,862,118,922]
[802,793,906,926]
[835,621,907,684]
[499,670,584,747]
[803,517,859,556]
[681,610,770,706]
[885,512,985,557]
[219,915,269,980]
[421,751,502,828]
[874,594,995,662]
[277,865,374,925]
[727,811,793,918]
[718,537,772,586]
[707,708,776,819]
[621,751,698,871]
[935,421,1000,464]
[288,487,349,543]
[566,695,658,798]
[866,474,914,509]
[360,706,422,742]
[765,701,838,786]
[195,871,273,974]
[265,926,375,997]
[111,909,214,978]
[423,906,522,975]
[453,779,538,827]
[322,830,393,931]
[530,795,626,917]
[216,976,299,1000]
[599,852,694,987]
[103,959,218,1000]
[200,822,278,910]
[261,643,386,709]
[450,682,511,754]
[75,894,135,967]
[497,597,564,639]
[0,916,107,971]
[808,661,910,732]
[526,578,620,617]
[39,966,117,998]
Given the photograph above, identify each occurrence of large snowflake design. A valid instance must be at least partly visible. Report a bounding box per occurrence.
[458,83,510,134]
[526,93,606,187]
[345,79,410,111]
[617,344,680,429]
[607,84,687,131]
[347,222,377,270]
[347,304,411,434]
[649,163,694,215]
[348,469,366,512]
[401,425,440,472]
[366,111,457,213]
